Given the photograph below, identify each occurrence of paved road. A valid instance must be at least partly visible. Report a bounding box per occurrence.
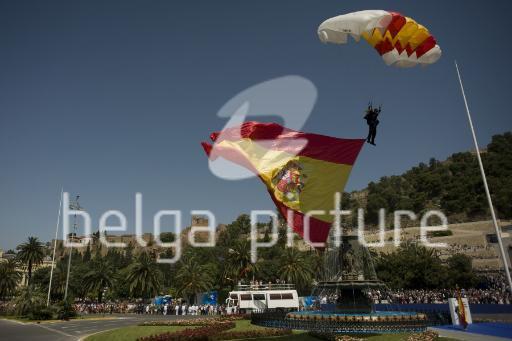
[0,314,199,341]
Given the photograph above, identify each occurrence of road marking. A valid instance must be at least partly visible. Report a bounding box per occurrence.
[77,329,97,333]
[35,323,76,338]
[78,327,120,341]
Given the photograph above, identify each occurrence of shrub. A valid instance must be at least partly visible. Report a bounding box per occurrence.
[14,287,46,317]
[29,306,55,320]
[427,230,453,238]
[56,301,77,320]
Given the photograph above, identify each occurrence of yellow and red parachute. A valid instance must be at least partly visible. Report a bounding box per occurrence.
[318,10,441,67]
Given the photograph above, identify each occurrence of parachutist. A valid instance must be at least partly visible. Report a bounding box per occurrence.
[364,103,381,146]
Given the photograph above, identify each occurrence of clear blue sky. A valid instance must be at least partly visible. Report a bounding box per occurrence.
[1,0,511,250]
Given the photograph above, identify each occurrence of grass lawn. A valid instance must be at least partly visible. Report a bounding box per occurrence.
[228,319,268,331]
[84,319,460,341]
[84,326,189,341]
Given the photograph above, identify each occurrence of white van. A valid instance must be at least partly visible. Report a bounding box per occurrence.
[226,283,299,314]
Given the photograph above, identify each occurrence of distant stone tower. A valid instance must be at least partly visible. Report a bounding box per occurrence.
[191,215,209,227]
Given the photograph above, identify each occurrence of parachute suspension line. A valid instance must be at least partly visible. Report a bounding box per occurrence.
[455,60,512,294]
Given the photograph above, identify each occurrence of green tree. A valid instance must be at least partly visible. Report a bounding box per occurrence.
[14,286,45,316]
[375,243,447,289]
[278,248,314,294]
[160,232,176,243]
[83,258,115,302]
[446,254,477,288]
[176,257,214,303]
[16,237,45,286]
[126,252,162,299]
[50,261,68,300]
[0,260,21,299]
[224,239,259,284]
[31,266,51,292]
[218,214,251,248]
[82,245,92,263]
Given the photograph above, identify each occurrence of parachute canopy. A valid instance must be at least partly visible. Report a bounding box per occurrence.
[318,10,441,67]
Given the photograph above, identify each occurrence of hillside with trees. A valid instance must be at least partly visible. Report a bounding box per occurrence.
[345,131,512,225]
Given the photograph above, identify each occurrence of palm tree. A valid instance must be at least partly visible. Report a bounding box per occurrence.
[14,286,45,316]
[16,237,45,286]
[83,259,115,302]
[0,260,21,299]
[224,239,259,284]
[50,261,68,299]
[176,257,214,303]
[279,248,314,292]
[126,252,162,299]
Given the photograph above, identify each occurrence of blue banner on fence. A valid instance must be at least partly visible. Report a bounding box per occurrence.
[153,295,172,305]
[198,291,218,305]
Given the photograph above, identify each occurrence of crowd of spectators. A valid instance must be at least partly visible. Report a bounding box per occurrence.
[438,243,497,259]
[368,288,511,305]
[0,301,13,315]
[73,301,228,316]
[144,303,227,315]
[367,272,512,305]
[369,273,510,304]
[74,302,136,314]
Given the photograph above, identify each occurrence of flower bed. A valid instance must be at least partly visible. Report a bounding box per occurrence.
[309,333,365,341]
[334,336,364,341]
[137,321,235,341]
[139,315,248,327]
[212,328,291,340]
[137,318,291,341]
[406,330,439,341]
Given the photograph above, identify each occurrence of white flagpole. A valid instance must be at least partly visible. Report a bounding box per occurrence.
[47,188,63,307]
[455,60,512,293]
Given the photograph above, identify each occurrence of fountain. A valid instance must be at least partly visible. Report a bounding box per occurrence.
[251,229,435,334]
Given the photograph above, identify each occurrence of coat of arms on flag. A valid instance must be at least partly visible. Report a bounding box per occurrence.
[272,160,308,204]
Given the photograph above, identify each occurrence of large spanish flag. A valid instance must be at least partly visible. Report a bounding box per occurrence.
[201,122,365,245]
